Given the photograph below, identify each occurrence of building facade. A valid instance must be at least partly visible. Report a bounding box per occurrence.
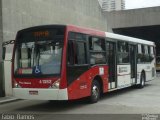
[98,0,125,11]
[0,0,108,97]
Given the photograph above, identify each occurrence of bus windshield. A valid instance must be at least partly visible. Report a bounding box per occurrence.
[14,27,65,77]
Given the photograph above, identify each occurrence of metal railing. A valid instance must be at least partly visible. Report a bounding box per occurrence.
[2,40,15,46]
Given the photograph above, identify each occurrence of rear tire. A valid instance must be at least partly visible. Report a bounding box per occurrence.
[89,80,100,103]
[137,72,145,88]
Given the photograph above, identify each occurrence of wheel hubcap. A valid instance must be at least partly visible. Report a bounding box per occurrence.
[92,85,99,99]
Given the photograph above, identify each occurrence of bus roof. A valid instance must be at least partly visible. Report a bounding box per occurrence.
[105,32,155,46]
[67,24,155,46]
[17,24,155,46]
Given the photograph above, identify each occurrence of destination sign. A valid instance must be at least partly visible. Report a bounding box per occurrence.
[33,31,49,37]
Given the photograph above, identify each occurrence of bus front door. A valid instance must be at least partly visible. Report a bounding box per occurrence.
[106,41,117,90]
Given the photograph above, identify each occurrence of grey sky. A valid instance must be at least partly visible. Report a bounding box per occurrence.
[125,0,160,9]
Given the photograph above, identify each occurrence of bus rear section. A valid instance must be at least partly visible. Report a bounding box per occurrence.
[12,25,69,100]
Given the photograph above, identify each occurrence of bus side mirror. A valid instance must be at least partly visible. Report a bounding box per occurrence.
[2,47,6,60]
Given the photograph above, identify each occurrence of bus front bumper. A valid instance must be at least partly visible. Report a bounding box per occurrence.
[13,88,68,100]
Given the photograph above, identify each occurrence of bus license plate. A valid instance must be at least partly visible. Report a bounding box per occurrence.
[29,91,38,95]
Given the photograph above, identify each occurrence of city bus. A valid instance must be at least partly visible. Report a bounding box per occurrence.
[12,25,156,103]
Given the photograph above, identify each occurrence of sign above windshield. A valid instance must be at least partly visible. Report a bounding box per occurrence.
[16,27,65,43]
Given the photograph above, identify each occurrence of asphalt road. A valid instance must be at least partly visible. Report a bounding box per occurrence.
[0,73,160,120]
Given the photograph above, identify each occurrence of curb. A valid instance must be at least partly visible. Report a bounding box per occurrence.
[0,98,20,104]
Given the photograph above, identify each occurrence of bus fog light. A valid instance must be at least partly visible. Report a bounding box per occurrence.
[51,79,60,89]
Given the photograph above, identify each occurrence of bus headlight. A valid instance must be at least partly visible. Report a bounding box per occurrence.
[51,79,60,89]
[14,81,21,88]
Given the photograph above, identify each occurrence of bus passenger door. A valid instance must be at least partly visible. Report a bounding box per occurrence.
[129,45,137,84]
[106,41,117,89]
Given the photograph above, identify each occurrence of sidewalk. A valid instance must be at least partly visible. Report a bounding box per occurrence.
[0,96,19,104]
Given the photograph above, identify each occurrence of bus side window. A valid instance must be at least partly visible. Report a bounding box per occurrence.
[75,33,87,65]
[137,44,142,63]
[89,37,105,51]
[117,41,129,64]
[89,37,106,64]
[144,45,150,62]
[76,42,87,64]
[68,32,75,65]
[67,32,87,65]
[137,44,152,63]
[141,45,145,63]
[150,46,155,62]
[67,41,75,65]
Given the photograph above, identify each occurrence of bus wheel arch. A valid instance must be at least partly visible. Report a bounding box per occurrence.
[138,70,146,88]
[89,76,103,103]
[93,76,103,94]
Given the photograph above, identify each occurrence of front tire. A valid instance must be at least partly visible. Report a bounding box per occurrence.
[89,80,100,103]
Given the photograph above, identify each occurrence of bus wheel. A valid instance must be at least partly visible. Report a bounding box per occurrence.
[89,80,100,103]
[138,72,145,88]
